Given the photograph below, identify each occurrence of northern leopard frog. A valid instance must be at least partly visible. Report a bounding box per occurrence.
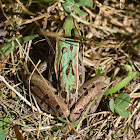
[26,16,110,121]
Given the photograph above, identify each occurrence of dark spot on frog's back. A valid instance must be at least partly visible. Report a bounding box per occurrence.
[70,44,73,52]
[62,47,67,54]
[61,91,67,99]
[56,105,60,110]
[69,59,72,67]
[72,68,74,75]
[66,67,70,75]
[66,59,73,75]
[70,88,76,94]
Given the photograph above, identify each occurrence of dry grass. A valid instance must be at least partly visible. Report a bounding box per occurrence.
[0,0,140,139]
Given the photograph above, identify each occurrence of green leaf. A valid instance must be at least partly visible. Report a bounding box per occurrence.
[0,129,6,140]
[54,129,61,138]
[0,34,39,55]
[17,34,39,44]
[62,4,71,14]
[71,122,78,127]
[61,0,93,16]
[75,0,93,6]
[62,1,74,7]
[0,117,10,129]
[73,5,87,16]
[117,132,123,137]
[104,72,137,95]
[109,98,115,112]
[116,93,130,109]
[57,117,67,123]
[85,98,96,115]
[113,131,123,138]
[125,65,133,74]
[96,67,102,76]
[0,41,15,55]
[115,107,129,118]
[110,93,130,118]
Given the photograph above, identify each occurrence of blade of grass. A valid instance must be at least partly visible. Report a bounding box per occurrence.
[104,72,137,95]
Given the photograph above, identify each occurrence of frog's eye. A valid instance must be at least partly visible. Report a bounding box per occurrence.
[40,65,47,73]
